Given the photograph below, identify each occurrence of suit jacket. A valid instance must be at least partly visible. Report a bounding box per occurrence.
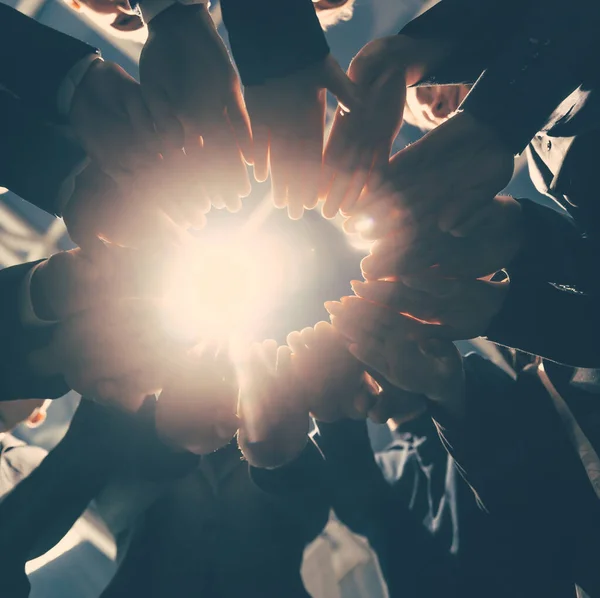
[102,440,328,598]
[0,4,97,123]
[0,397,198,598]
[0,91,87,217]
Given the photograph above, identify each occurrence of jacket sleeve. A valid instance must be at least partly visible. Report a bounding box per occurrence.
[0,4,99,122]
[0,262,70,402]
[0,397,198,588]
[432,353,600,526]
[400,0,600,154]
[484,198,600,367]
[313,419,459,597]
[220,0,329,86]
[0,92,88,217]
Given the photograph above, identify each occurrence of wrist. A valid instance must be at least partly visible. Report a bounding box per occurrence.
[147,1,208,33]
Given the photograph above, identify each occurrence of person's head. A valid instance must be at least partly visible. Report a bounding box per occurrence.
[403,84,471,131]
[0,399,50,435]
[313,0,356,29]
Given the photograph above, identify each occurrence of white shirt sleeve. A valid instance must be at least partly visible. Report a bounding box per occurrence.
[19,263,58,328]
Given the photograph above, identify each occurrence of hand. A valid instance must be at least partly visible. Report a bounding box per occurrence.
[326,296,465,419]
[344,111,515,240]
[63,163,185,251]
[141,4,252,210]
[29,248,114,322]
[69,60,161,181]
[286,322,377,422]
[351,276,509,341]
[359,195,523,280]
[237,340,310,468]
[322,36,408,218]
[156,347,239,454]
[245,54,359,219]
[28,298,195,412]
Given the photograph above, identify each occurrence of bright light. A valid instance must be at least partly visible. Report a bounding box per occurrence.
[163,226,307,344]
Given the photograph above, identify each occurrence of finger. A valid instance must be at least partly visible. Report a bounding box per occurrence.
[269,137,290,210]
[347,338,388,381]
[126,92,164,157]
[299,326,317,348]
[276,344,293,373]
[251,125,270,183]
[439,194,494,234]
[343,194,408,239]
[327,297,433,342]
[339,152,373,215]
[226,92,253,165]
[286,330,308,357]
[202,120,251,200]
[262,339,279,370]
[288,137,323,213]
[322,146,361,219]
[143,90,184,150]
[449,202,498,238]
[324,59,361,113]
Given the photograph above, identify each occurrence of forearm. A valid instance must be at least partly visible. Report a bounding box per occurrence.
[459,0,600,154]
[432,353,583,516]
[484,198,600,367]
[398,0,521,87]
[0,5,98,122]
[221,0,329,86]
[485,279,600,367]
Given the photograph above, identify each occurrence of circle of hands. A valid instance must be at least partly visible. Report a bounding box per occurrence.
[35,13,523,467]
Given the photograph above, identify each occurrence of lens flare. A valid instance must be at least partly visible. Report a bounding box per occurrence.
[163,228,300,344]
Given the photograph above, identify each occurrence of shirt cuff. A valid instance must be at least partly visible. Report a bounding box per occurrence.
[138,0,208,23]
[57,54,103,118]
[19,263,57,329]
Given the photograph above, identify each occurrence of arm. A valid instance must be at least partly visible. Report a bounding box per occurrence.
[0,398,197,570]
[220,0,329,86]
[485,198,600,367]
[0,4,98,122]
[0,262,69,403]
[313,418,459,598]
[0,92,88,217]
[400,0,600,154]
[431,353,572,514]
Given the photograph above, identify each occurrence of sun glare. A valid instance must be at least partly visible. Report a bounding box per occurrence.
[163,227,299,345]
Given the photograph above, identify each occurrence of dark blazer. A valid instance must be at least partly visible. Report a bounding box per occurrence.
[0,91,87,217]
[101,440,329,598]
[0,397,198,598]
[434,353,600,598]
[0,4,97,122]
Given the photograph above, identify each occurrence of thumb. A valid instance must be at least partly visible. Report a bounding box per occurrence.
[322,57,362,113]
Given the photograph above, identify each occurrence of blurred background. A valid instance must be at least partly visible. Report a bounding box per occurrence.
[1,0,546,596]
